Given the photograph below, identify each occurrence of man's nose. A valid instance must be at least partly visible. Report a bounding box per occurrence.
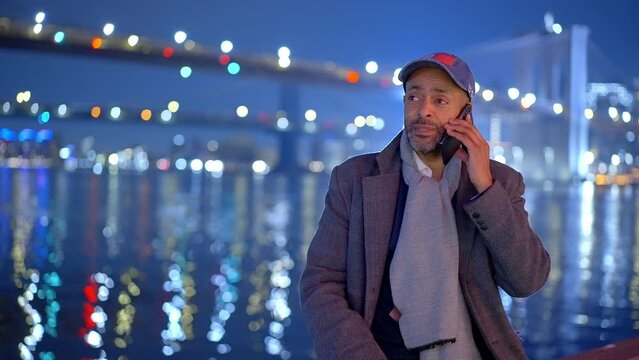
[417,102,432,118]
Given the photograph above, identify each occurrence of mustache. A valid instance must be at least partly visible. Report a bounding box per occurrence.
[410,117,441,128]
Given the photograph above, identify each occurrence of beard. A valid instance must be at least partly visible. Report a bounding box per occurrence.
[406,118,445,155]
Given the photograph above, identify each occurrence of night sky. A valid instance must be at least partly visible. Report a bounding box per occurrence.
[1,0,637,153]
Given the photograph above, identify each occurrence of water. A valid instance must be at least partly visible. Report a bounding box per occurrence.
[0,168,637,360]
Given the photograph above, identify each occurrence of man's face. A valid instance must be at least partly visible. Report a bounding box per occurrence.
[403,67,469,156]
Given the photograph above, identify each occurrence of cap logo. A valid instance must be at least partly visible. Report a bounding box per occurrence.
[432,53,457,67]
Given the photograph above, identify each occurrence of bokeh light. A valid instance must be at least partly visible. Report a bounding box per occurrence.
[236,105,249,118]
[103,23,115,36]
[140,109,152,121]
[508,87,520,100]
[180,66,192,78]
[91,37,103,49]
[174,31,187,44]
[345,71,360,84]
[168,101,180,113]
[227,62,240,75]
[54,31,65,44]
[365,61,378,74]
[91,106,101,118]
[35,12,46,24]
[127,35,139,47]
[304,109,317,121]
[277,47,291,58]
[220,40,233,53]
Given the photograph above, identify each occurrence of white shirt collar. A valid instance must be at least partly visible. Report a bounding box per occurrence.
[411,149,433,177]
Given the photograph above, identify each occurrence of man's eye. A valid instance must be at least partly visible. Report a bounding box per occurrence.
[408,95,419,102]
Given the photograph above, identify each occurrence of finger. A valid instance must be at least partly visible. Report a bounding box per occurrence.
[445,125,480,149]
[454,147,469,163]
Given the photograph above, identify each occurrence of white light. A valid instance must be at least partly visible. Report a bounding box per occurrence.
[190,159,203,172]
[175,158,187,170]
[278,57,291,68]
[57,104,67,116]
[365,115,377,127]
[625,153,634,165]
[627,131,636,142]
[365,61,378,74]
[108,153,119,166]
[220,40,233,53]
[507,88,520,100]
[168,101,180,113]
[90,310,108,324]
[174,31,187,44]
[127,35,139,47]
[584,108,594,120]
[2,101,10,113]
[354,115,366,128]
[103,23,115,36]
[30,103,39,115]
[373,117,385,131]
[252,160,270,175]
[552,23,563,34]
[495,155,507,164]
[35,12,46,24]
[608,107,619,120]
[236,105,249,118]
[475,82,481,92]
[345,123,358,136]
[59,147,70,160]
[161,110,172,122]
[611,154,621,166]
[276,117,289,130]
[304,109,317,121]
[277,47,291,58]
[583,151,595,165]
[85,330,103,348]
[205,160,224,173]
[110,107,121,119]
[481,89,494,102]
[308,161,325,173]
[521,93,536,109]
[33,24,43,34]
[392,68,402,86]
[553,103,564,115]
[622,111,631,123]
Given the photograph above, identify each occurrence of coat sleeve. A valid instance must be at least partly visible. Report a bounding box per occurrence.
[299,165,386,360]
[462,170,551,297]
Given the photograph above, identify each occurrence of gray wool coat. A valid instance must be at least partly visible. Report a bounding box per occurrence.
[300,132,551,360]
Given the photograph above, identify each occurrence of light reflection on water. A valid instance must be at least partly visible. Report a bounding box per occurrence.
[0,168,637,360]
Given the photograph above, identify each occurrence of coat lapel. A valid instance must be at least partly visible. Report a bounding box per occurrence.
[362,172,399,323]
[454,165,478,276]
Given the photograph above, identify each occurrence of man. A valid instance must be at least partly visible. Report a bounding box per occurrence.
[299,52,550,360]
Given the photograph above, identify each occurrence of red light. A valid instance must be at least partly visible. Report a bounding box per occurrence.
[346,71,360,84]
[258,111,270,122]
[157,158,170,171]
[219,54,231,65]
[163,47,174,58]
[83,283,98,303]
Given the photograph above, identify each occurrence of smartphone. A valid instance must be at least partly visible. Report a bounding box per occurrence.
[439,104,472,165]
